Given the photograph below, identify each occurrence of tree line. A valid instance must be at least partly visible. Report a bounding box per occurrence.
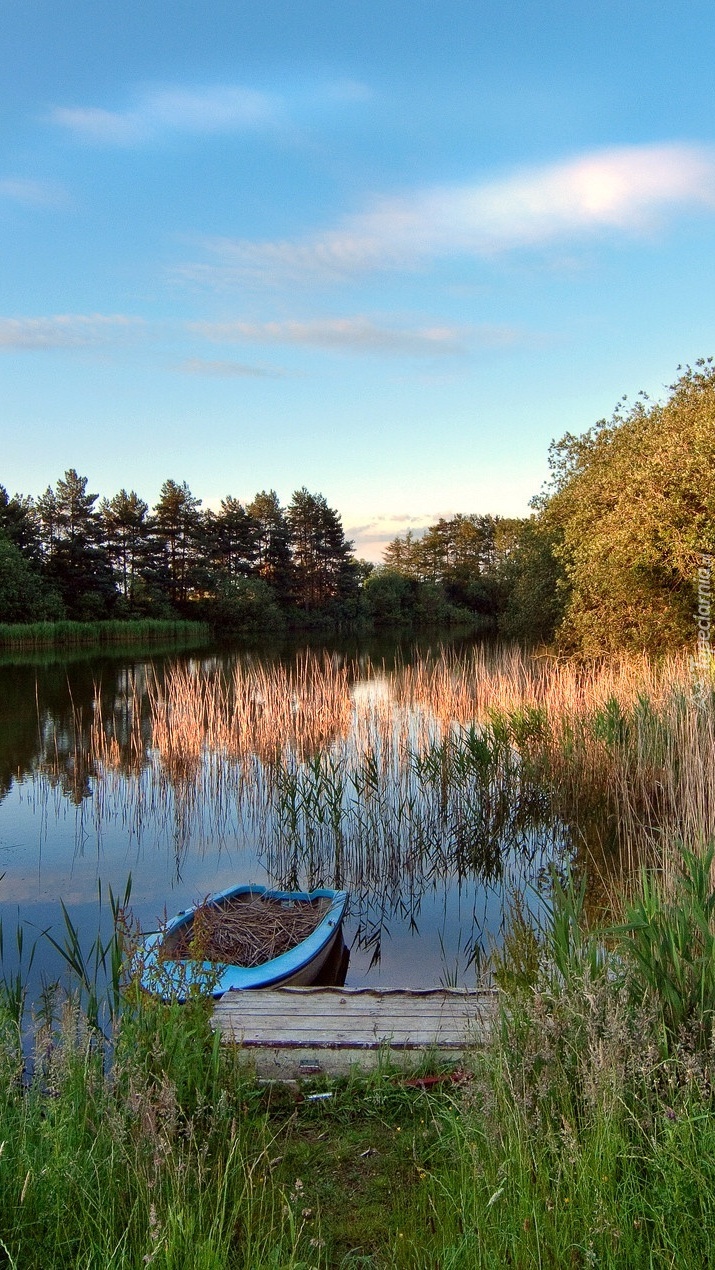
[0,475,363,632]
[377,360,715,652]
[3,358,713,649]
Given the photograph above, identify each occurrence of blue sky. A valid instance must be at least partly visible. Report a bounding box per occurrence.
[2,1,715,558]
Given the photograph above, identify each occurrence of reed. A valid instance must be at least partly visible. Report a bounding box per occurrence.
[29,644,715,924]
[431,848,715,1267]
[2,846,715,1265]
[0,618,209,651]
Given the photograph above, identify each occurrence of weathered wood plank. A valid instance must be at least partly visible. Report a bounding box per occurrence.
[212,986,497,1077]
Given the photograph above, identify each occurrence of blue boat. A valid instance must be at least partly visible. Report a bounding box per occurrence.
[139,883,349,1001]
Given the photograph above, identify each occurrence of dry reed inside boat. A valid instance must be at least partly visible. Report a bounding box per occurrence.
[166,895,328,967]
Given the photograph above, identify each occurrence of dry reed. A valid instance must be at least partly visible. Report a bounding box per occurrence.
[30,645,715,895]
[166,895,328,966]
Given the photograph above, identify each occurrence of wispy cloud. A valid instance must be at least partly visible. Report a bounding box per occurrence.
[179,143,715,285]
[0,314,144,350]
[0,177,67,207]
[177,357,288,378]
[51,84,278,145]
[347,514,435,561]
[189,316,478,356]
[348,513,430,537]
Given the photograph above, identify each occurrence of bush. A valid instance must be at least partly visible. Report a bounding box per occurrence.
[208,575,285,634]
[0,536,61,622]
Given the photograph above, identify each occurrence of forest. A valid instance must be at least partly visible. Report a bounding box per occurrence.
[1,360,714,649]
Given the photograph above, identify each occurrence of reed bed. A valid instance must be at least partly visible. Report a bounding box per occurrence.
[28,644,715,916]
[0,617,209,651]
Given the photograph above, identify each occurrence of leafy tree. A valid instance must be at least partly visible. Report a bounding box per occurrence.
[382,514,510,624]
[540,362,715,652]
[361,568,417,626]
[0,486,42,562]
[497,519,567,643]
[209,575,285,635]
[0,535,59,622]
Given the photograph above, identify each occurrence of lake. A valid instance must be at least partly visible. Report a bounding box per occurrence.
[0,637,570,996]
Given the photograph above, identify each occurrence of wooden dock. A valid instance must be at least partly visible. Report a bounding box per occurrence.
[212,986,497,1078]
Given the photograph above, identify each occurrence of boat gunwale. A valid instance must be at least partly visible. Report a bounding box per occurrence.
[139,884,349,999]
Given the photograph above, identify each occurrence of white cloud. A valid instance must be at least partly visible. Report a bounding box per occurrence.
[177,357,288,378]
[179,143,715,284]
[189,316,476,356]
[0,314,144,350]
[51,84,278,145]
[0,177,67,207]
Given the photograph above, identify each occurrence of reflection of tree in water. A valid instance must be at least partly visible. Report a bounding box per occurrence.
[3,647,569,929]
[0,657,156,805]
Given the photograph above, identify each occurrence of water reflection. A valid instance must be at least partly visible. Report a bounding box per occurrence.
[0,642,569,990]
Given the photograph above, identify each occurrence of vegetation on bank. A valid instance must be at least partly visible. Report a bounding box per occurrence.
[2,358,713,647]
[0,477,364,635]
[0,617,209,651]
[2,847,715,1266]
[383,358,715,651]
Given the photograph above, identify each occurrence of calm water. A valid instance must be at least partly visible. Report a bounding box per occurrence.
[0,639,568,994]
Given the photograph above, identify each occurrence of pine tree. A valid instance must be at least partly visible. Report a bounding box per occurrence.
[205,496,259,582]
[153,480,203,606]
[246,490,293,604]
[100,489,151,610]
[37,470,115,618]
[287,488,356,610]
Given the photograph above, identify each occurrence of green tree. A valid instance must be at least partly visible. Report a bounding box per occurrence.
[246,490,293,604]
[37,470,115,618]
[204,496,259,582]
[0,535,59,622]
[383,529,423,579]
[540,362,715,652]
[209,575,285,635]
[153,480,203,607]
[0,486,41,562]
[100,489,151,611]
[287,488,357,612]
[361,568,417,626]
[497,519,567,643]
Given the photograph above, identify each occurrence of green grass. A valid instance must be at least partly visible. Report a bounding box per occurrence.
[3,851,715,1266]
[0,618,210,651]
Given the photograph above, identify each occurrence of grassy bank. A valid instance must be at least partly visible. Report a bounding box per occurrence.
[2,852,715,1266]
[0,618,210,651]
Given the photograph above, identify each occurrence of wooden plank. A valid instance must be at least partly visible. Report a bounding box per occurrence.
[212,986,496,1077]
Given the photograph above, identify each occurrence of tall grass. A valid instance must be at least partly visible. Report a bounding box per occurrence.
[20,645,715,939]
[0,618,209,651]
[125,645,715,873]
[428,845,715,1267]
[2,845,715,1265]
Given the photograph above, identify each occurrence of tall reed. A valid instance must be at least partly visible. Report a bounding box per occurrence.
[28,644,715,915]
[0,618,209,651]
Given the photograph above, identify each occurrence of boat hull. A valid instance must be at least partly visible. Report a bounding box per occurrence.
[139,884,349,1001]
